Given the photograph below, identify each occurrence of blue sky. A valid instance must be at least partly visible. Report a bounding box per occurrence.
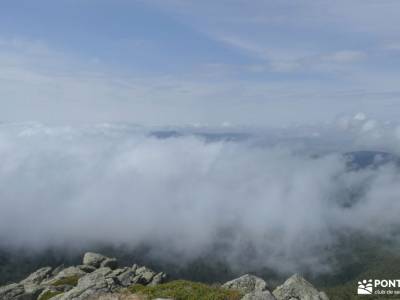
[1,0,400,126]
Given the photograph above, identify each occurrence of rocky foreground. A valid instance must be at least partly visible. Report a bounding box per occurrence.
[0,252,329,300]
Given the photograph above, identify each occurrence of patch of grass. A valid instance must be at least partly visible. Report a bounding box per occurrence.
[128,280,242,300]
[52,275,80,287]
[38,290,63,300]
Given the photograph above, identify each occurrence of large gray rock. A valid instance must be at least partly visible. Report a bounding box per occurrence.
[43,266,87,286]
[0,282,42,300]
[241,290,276,300]
[21,267,52,285]
[21,283,44,298]
[223,274,269,294]
[93,267,113,277]
[273,274,329,300]
[115,265,162,287]
[149,272,167,286]
[55,266,87,278]
[0,283,25,300]
[116,268,137,287]
[83,252,109,268]
[110,267,128,278]
[51,267,119,300]
[133,266,157,285]
[9,267,52,299]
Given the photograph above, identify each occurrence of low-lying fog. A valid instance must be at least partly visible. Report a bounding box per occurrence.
[1,113,400,274]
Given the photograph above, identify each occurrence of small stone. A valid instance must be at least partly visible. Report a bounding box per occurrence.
[131,264,138,273]
[100,258,118,270]
[78,264,97,273]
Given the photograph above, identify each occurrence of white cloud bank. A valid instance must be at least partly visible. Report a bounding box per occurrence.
[1,119,400,274]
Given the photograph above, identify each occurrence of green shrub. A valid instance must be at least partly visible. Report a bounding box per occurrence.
[129,280,242,300]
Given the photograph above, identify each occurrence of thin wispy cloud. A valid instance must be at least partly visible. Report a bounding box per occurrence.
[0,1,400,125]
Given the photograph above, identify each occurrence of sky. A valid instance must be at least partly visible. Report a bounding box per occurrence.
[2,1,400,275]
[1,0,400,126]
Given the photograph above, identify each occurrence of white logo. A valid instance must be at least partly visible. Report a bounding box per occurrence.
[358,279,373,295]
